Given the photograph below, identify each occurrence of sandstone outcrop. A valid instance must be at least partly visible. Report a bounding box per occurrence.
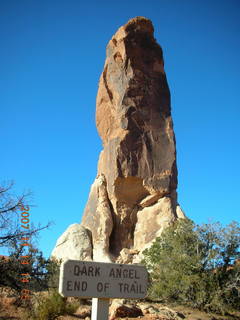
[81,16,183,261]
[52,16,184,263]
[51,224,92,261]
[82,174,113,262]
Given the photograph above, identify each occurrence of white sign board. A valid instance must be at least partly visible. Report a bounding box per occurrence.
[59,260,148,299]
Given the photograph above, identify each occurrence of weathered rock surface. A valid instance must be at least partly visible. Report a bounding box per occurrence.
[134,197,176,252]
[110,300,143,319]
[176,205,186,219]
[52,16,184,263]
[82,174,113,262]
[109,300,186,320]
[81,16,182,260]
[139,303,185,319]
[51,224,92,261]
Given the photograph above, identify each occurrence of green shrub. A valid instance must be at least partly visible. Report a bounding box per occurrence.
[142,219,240,314]
[24,290,78,320]
[0,245,61,293]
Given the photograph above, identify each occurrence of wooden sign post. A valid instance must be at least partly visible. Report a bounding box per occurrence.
[59,260,148,320]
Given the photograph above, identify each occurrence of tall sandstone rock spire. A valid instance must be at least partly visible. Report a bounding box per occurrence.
[81,17,184,262]
[52,17,185,263]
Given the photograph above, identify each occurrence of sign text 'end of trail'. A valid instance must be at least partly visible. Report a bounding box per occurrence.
[59,260,148,299]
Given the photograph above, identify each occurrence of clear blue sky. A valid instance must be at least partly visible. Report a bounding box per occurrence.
[1,0,239,258]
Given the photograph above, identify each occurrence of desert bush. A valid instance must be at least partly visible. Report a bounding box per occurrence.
[23,290,78,320]
[0,245,60,294]
[45,258,61,289]
[142,218,240,314]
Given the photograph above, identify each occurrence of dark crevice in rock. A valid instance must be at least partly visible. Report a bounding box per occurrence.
[103,65,113,102]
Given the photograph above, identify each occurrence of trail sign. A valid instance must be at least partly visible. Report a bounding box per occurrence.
[59,260,148,299]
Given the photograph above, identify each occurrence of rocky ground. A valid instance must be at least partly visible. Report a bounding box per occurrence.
[1,294,240,320]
